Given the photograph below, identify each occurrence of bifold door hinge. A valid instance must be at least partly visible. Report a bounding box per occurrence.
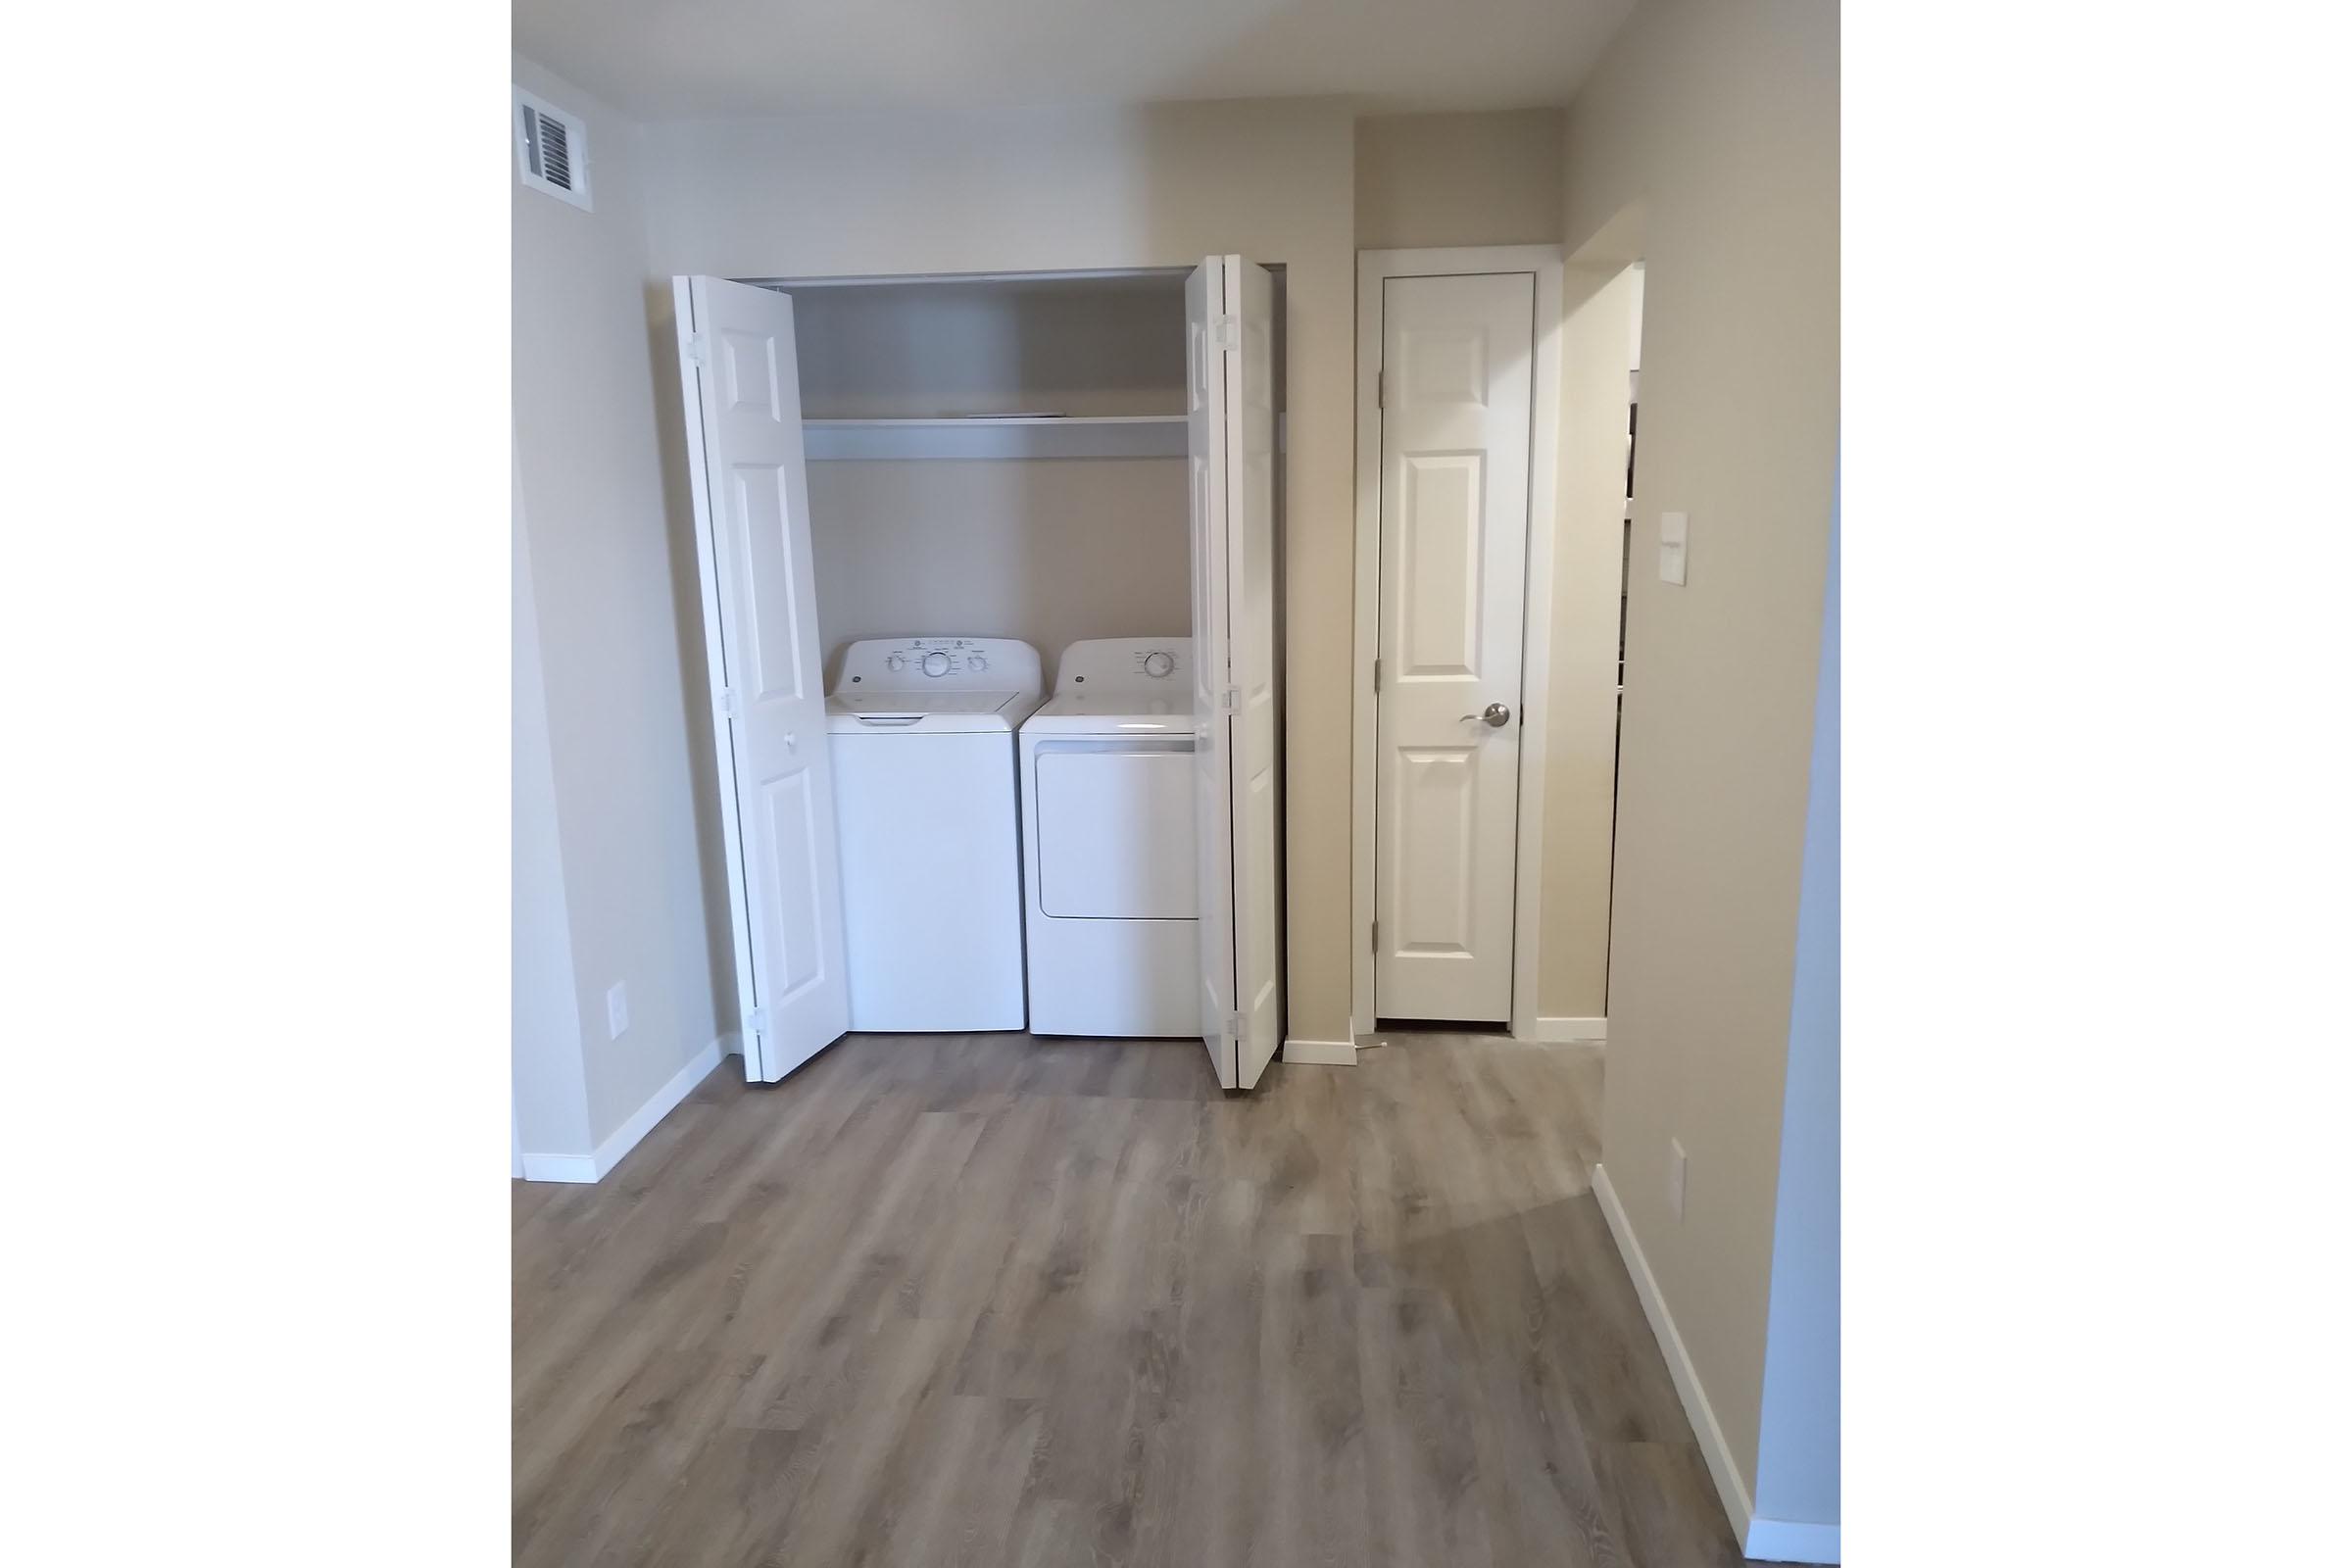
[1370,918,1379,954]
[1227,1012,1246,1040]
[1377,368,1387,409]
[747,1006,768,1040]
[1211,314,1242,351]
[1372,658,1381,694]
[716,686,741,719]
[1217,685,1241,714]
[684,332,711,368]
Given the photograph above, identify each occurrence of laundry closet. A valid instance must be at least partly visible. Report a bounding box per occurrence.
[671,261,1286,1094]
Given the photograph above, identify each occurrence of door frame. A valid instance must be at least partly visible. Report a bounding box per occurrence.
[1351,245,1564,1044]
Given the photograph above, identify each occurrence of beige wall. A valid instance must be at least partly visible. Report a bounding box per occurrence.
[1754,497,1839,1528]
[512,57,727,1148]
[640,98,1359,1042]
[512,454,593,1157]
[1355,109,1624,1025]
[1539,264,1641,1019]
[807,459,1191,679]
[1355,109,1563,249]
[1561,0,1839,1506]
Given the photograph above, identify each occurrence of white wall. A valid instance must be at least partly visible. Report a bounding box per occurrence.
[512,57,726,1151]
[639,98,1360,1042]
[1561,0,1839,1523]
[1754,486,1839,1531]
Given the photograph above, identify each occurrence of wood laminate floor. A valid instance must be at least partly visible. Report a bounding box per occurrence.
[514,1031,1759,1567]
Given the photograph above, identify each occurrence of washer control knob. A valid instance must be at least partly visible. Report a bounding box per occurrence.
[922,651,954,677]
[967,654,989,672]
[885,654,906,672]
[1143,650,1175,679]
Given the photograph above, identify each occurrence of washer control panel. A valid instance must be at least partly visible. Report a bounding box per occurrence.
[834,637,1041,696]
[1053,637,1195,692]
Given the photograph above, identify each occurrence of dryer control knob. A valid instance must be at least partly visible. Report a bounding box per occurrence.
[885,654,907,672]
[922,651,954,677]
[1143,651,1175,678]
[967,654,989,672]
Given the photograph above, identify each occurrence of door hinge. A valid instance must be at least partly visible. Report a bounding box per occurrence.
[1372,658,1381,694]
[1217,684,1241,713]
[747,1005,768,1039]
[1377,368,1387,409]
[1227,1011,1246,1040]
[716,686,741,719]
[1370,918,1379,954]
[1211,314,1242,351]
[684,331,711,368]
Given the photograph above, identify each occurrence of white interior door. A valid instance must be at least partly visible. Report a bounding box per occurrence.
[674,276,851,1082]
[1188,256,1283,1090]
[1373,270,1536,1022]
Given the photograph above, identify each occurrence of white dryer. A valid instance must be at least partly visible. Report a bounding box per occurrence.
[827,637,1043,1032]
[1019,637,1198,1037]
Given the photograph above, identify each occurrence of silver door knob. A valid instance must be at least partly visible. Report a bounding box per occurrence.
[1460,703,1512,727]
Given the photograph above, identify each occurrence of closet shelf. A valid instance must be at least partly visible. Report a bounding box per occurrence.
[803,414,1188,462]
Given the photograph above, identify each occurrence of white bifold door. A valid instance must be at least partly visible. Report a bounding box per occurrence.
[673,276,851,1083]
[1188,256,1284,1090]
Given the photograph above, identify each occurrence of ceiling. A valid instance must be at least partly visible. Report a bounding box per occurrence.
[513,0,1641,121]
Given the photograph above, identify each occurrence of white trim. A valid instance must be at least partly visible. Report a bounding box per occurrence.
[1744,1517,1841,1563]
[1530,1015,1608,1043]
[1282,1038,1358,1066]
[1592,1162,1757,1548]
[517,1037,727,1185]
[1353,246,1566,1039]
[1511,261,1564,1041]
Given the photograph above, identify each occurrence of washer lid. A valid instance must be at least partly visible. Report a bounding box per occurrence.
[1022,690,1195,736]
[827,689,1042,733]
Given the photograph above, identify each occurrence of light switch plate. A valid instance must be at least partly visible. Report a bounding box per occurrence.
[1658,511,1689,585]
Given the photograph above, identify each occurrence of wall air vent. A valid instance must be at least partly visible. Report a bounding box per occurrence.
[514,86,593,212]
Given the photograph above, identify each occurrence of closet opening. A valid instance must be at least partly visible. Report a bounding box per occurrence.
[674,261,1290,1092]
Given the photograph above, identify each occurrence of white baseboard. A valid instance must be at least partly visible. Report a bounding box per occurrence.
[1531,1015,1608,1043]
[1592,1163,1759,1551]
[1283,1038,1357,1066]
[1744,1516,1840,1563]
[517,1036,726,1185]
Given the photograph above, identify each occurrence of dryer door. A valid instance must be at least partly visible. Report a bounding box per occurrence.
[1033,740,1198,920]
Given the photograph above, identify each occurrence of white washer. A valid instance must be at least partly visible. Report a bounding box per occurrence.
[827,637,1043,1032]
[1020,637,1199,1037]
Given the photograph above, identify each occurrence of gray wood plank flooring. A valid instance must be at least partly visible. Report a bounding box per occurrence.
[514,1031,1761,1566]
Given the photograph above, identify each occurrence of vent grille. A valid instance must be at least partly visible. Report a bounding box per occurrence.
[514,87,592,211]
[537,112,571,188]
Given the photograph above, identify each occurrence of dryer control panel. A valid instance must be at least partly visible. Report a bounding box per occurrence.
[1054,637,1194,692]
[834,637,1042,696]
